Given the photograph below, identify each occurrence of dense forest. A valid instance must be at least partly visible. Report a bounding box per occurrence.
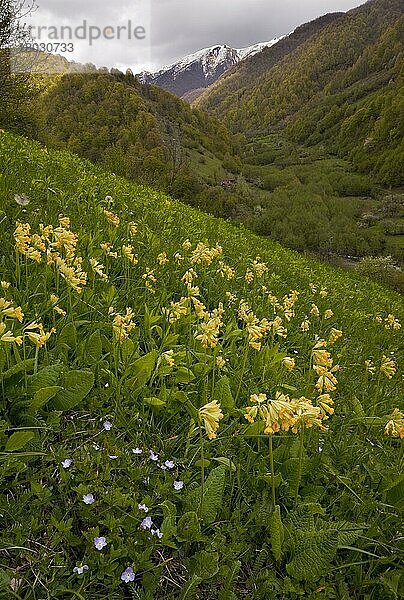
[197,0,404,186]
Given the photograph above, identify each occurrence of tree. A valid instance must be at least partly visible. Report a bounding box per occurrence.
[0,0,35,130]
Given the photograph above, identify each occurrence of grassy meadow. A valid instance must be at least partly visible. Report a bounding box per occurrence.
[0,130,403,599]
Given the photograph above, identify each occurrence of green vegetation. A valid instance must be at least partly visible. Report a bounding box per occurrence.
[197,0,404,186]
[0,131,403,599]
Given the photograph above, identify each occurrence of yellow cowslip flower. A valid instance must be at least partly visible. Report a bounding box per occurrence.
[216,261,235,280]
[142,268,157,294]
[319,287,328,298]
[157,252,168,265]
[365,359,376,374]
[182,238,192,251]
[312,340,332,368]
[51,226,78,257]
[112,308,135,343]
[162,350,175,368]
[163,297,189,323]
[282,356,295,371]
[282,290,300,321]
[190,242,222,266]
[55,256,87,294]
[384,408,404,439]
[50,294,67,317]
[324,309,334,320]
[290,396,325,432]
[128,222,138,237]
[14,222,42,263]
[103,209,120,227]
[314,365,339,393]
[192,298,207,319]
[329,328,343,344]
[385,314,401,331]
[225,291,237,305]
[122,245,139,265]
[270,316,287,338]
[182,268,197,285]
[2,306,24,322]
[245,269,254,284]
[0,323,23,345]
[198,400,223,440]
[317,394,334,419]
[310,304,320,317]
[309,283,317,293]
[264,393,297,435]
[245,393,268,424]
[90,258,108,282]
[100,242,118,258]
[380,355,397,379]
[58,215,70,229]
[26,322,56,348]
[195,304,224,349]
[300,319,310,332]
[174,252,184,263]
[216,355,226,369]
[1,281,10,290]
[252,257,268,278]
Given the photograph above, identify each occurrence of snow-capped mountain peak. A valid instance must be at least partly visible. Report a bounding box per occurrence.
[137,38,281,100]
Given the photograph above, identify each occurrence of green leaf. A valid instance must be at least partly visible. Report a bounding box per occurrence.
[50,370,94,411]
[57,322,77,349]
[175,367,195,383]
[178,574,202,600]
[160,500,177,542]
[144,396,166,407]
[177,511,201,542]
[28,386,63,415]
[5,431,35,451]
[269,505,284,561]
[125,350,157,392]
[201,465,226,524]
[286,529,337,582]
[28,365,64,394]
[84,330,102,364]
[1,359,35,381]
[189,550,219,580]
[215,376,234,412]
[212,456,236,472]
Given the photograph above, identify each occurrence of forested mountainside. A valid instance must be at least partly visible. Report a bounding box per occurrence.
[197,0,404,185]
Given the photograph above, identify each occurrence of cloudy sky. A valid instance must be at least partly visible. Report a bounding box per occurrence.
[25,0,368,72]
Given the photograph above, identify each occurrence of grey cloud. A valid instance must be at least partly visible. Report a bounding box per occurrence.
[27,0,366,71]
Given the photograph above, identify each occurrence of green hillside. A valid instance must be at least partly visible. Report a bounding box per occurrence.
[0,130,403,598]
[197,0,404,185]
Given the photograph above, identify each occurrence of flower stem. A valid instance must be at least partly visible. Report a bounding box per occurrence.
[269,435,276,509]
[198,424,205,518]
[235,340,249,405]
[294,427,305,507]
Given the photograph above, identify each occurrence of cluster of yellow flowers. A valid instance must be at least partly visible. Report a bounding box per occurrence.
[25,321,56,348]
[90,258,108,282]
[310,283,328,298]
[50,294,67,317]
[111,308,136,343]
[216,261,235,280]
[198,400,224,439]
[244,391,332,435]
[190,242,223,266]
[142,268,157,294]
[157,252,169,266]
[376,314,401,331]
[163,297,189,324]
[312,338,340,393]
[195,304,224,349]
[384,408,404,439]
[101,242,118,258]
[122,245,139,265]
[380,355,397,379]
[245,257,269,283]
[14,218,87,294]
[281,290,300,320]
[0,297,24,345]
[103,209,120,227]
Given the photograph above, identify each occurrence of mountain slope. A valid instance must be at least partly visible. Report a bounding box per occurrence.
[34,69,236,197]
[196,0,404,184]
[138,40,280,99]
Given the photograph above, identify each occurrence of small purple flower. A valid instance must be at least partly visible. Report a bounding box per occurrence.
[165,460,175,470]
[61,459,72,469]
[138,503,149,513]
[83,493,95,505]
[160,464,167,471]
[141,516,153,530]
[103,421,112,431]
[132,447,142,455]
[151,528,163,539]
[149,449,159,461]
[94,536,107,550]
[73,564,88,575]
[120,566,135,583]
[173,480,184,491]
